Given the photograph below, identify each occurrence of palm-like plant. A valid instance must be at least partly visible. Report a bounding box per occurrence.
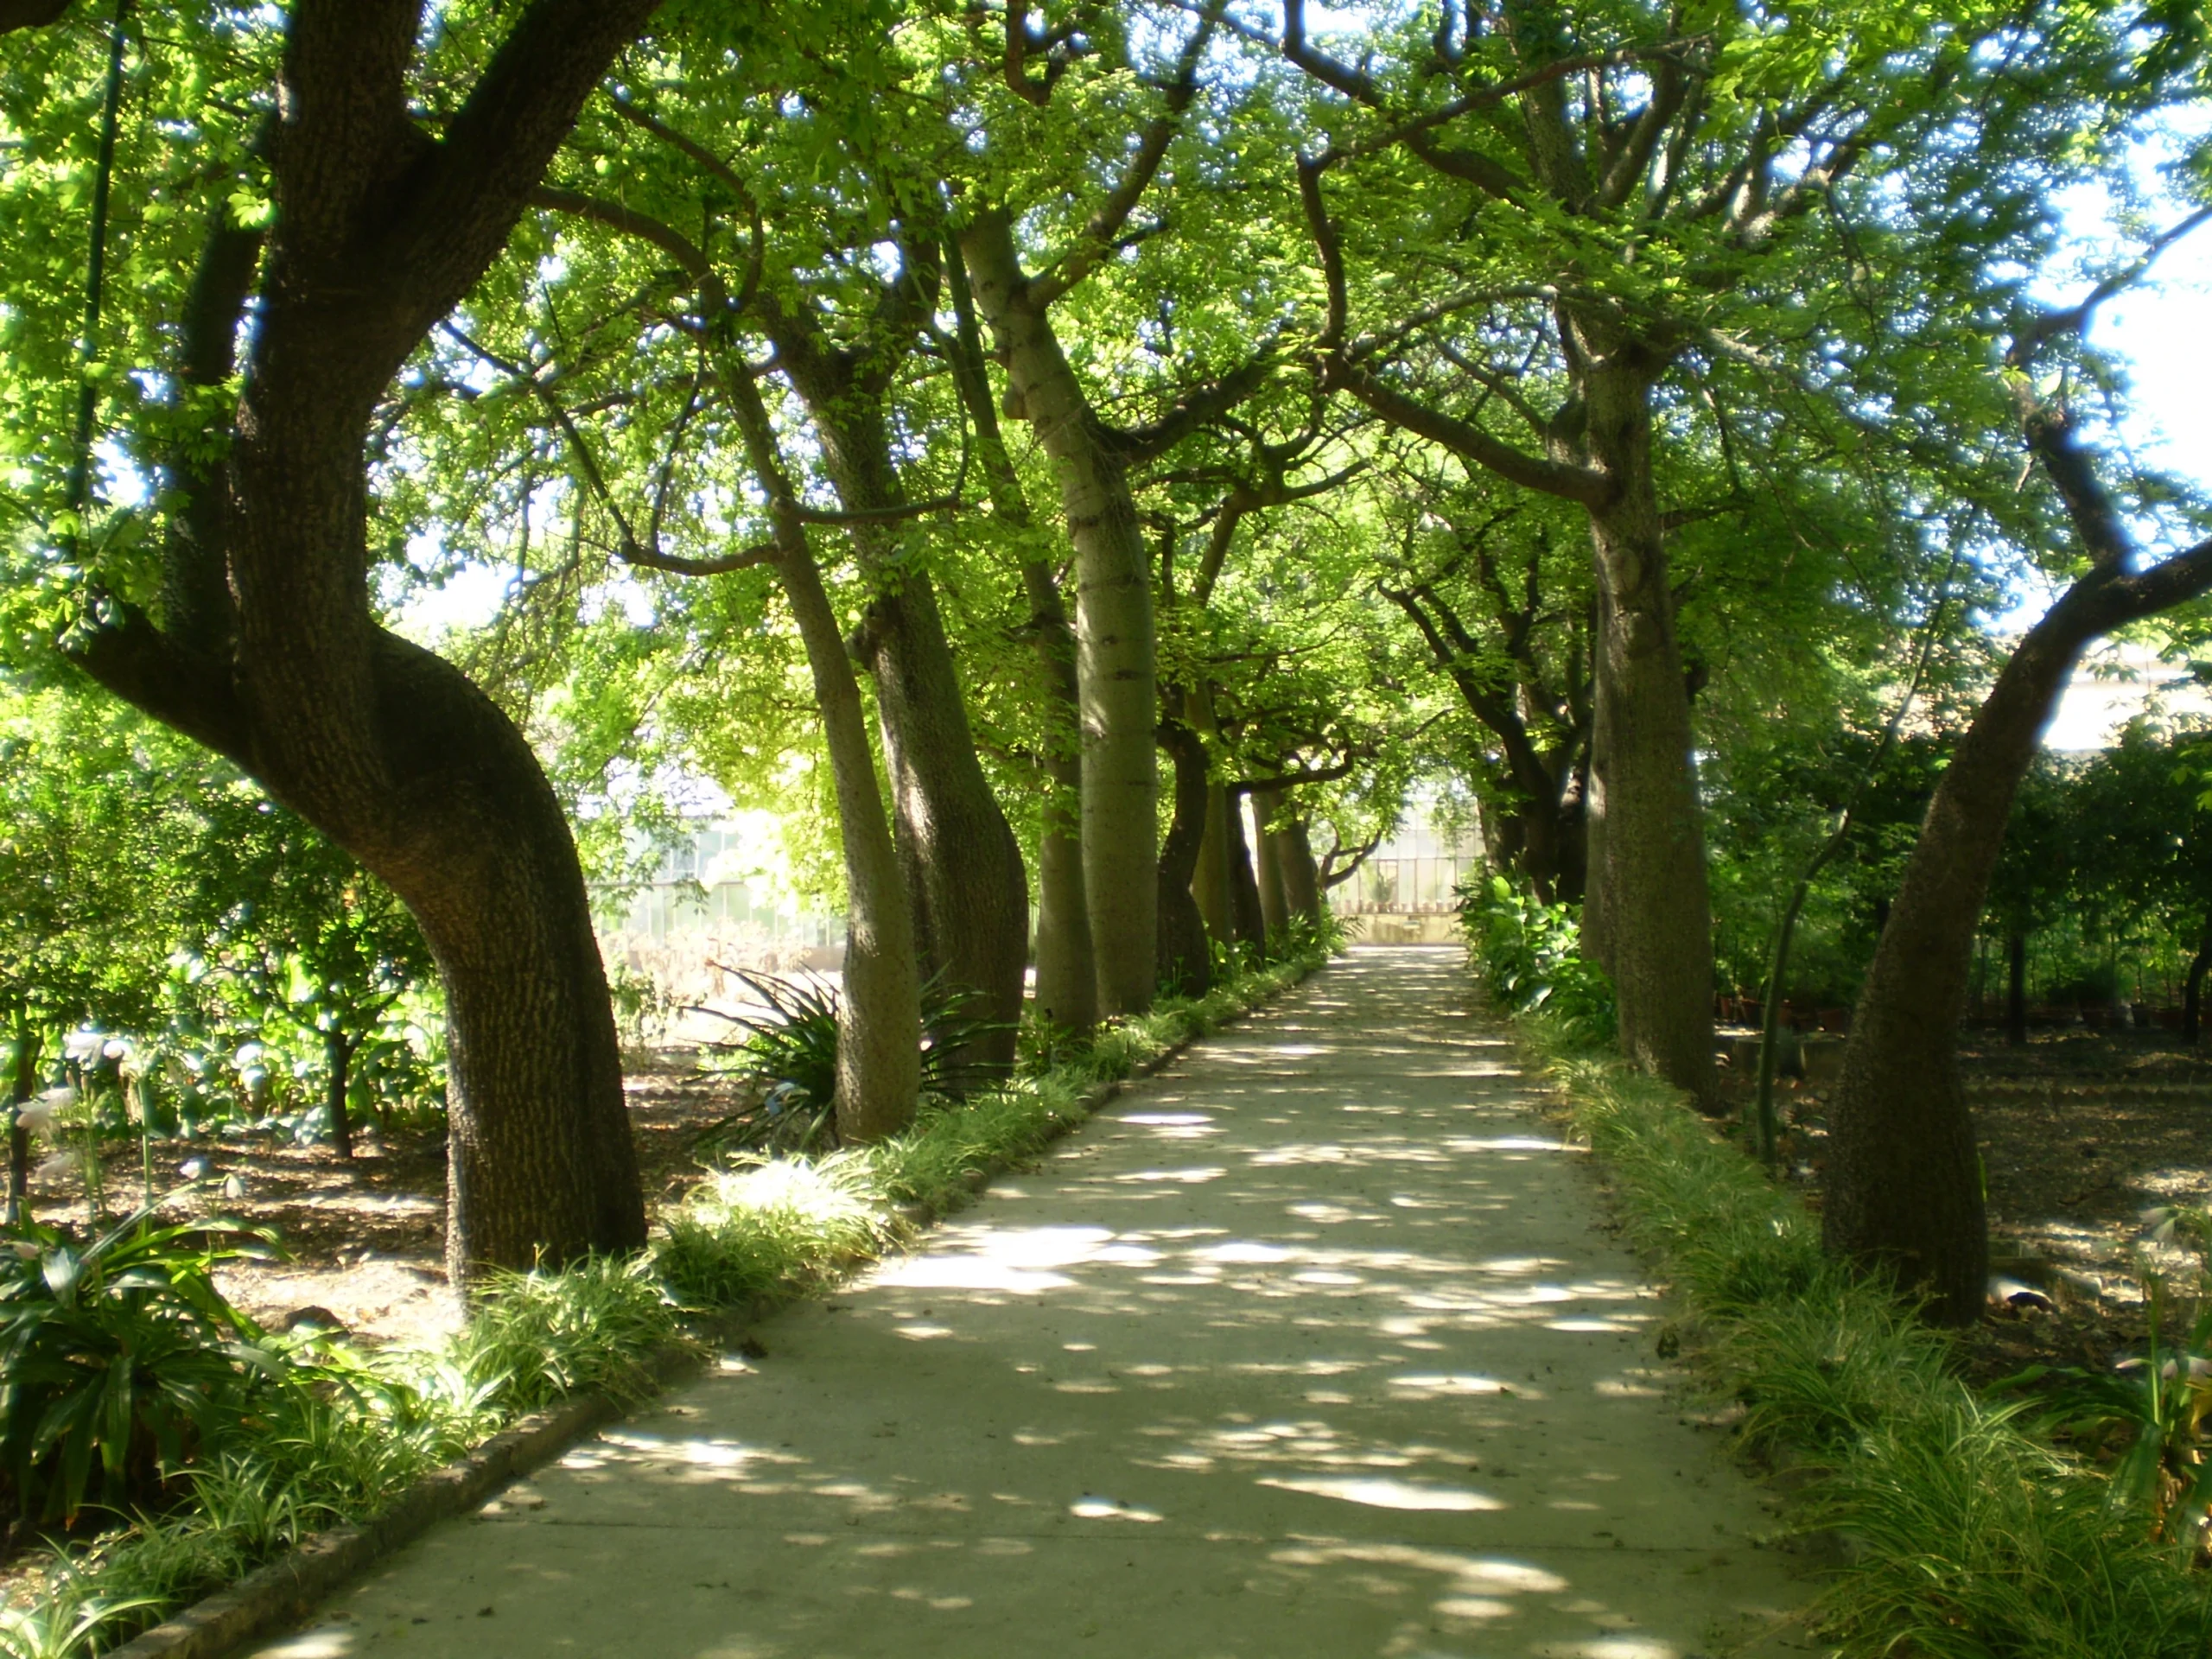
[0,1213,285,1528]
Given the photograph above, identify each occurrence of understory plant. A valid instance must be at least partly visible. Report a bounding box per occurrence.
[1460,875,1616,1042]
[1524,1019,2212,1657]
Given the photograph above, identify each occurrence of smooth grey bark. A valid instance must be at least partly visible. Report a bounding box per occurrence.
[769,333,1027,1075]
[962,210,1158,1016]
[942,251,1096,1033]
[723,374,922,1142]
[1187,690,1236,944]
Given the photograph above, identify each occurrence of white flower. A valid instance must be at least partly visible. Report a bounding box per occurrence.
[220,1173,248,1200]
[33,1152,76,1183]
[61,1031,104,1064]
[38,1085,76,1109]
[15,1100,55,1136]
[101,1038,130,1062]
[232,1042,264,1070]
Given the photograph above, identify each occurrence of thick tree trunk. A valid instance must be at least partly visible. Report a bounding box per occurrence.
[72,0,662,1282]
[1580,359,1715,1104]
[1274,812,1322,922]
[1187,689,1235,944]
[963,212,1157,1016]
[940,249,1095,1035]
[1824,631,2088,1322]
[323,1027,353,1160]
[2005,932,2029,1047]
[1156,719,1214,995]
[769,350,1027,1078]
[1253,787,1290,943]
[2183,924,2212,1045]
[1224,787,1268,949]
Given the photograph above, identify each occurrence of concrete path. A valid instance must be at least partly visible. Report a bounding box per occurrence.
[250,947,1815,1659]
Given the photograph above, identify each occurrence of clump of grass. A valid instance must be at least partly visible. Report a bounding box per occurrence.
[1516,1007,2212,1658]
[657,1154,891,1306]
[448,1253,686,1414]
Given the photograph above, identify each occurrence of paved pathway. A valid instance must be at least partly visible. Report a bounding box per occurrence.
[251,946,1815,1659]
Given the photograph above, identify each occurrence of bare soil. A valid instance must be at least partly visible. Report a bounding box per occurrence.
[23,1052,756,1350]
[1737,1026,2212,1384]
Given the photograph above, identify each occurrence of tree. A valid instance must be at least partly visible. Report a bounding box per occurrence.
[30,0,664,1278]
[1826,288,2212,1322]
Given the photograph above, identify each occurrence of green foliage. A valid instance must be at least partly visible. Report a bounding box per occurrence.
[1460,876,1616,1042]
[447,1255,684,1417]
[1522,1018,2212,1656]
[657,1155,890,1307]
[703,969,1016,1153]
[0,1214,285,1527]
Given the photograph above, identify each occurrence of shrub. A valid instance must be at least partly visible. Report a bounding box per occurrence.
[1459,876,1615,1041]
[445,1254,684,1415]
[0,1214,288,1527]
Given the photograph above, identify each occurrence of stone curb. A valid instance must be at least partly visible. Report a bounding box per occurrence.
[105,957,1325,1659]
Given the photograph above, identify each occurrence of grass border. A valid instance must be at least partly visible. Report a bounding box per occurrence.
[1511,1009,2212,1659]
[48,947,1332,1659]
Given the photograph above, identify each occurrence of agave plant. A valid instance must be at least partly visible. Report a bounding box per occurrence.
[697,968,1011,1152]
[0,1212,288,1528]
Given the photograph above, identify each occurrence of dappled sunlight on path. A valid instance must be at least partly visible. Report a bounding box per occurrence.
[250,947,1813,1659]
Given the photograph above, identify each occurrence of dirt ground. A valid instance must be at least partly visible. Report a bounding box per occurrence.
[1740,1026,2212,1383]
[22,1052,755,1351]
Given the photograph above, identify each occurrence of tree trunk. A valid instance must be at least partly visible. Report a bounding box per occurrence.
[2005,932,2029,1047]
[323,1027,353,1160]
[1253,787,1290,943]
[1824,632,2087,1322]
[71,0,662,1283]
[1224,786,1268,949]
[723,375,922,1143]
[962,212,1158,1016]
[1274,811,1322,922]
[769,346,1026,1078]
[1186,687,1235,944]
[1580,358,1715,1104]
[941,251,1095,1034]
[2184,923,2212,1045]
[6,1031,34,1227]
[1156,719,1213,995]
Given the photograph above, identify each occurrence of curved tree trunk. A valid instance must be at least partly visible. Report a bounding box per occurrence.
[1156,718,1214,995]
[962,212,1158,1017]
[71,0,661,1282]
[1824,635,2083,1320]
[721,376,922,1143]
[1581,359,1715,1104]
[771,348,1027,1077]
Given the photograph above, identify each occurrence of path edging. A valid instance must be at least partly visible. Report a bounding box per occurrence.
[105,956,1328,1659]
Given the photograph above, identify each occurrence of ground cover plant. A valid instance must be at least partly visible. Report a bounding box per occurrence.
[0,943,1327,1655]
[1484,894,2212,1656]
